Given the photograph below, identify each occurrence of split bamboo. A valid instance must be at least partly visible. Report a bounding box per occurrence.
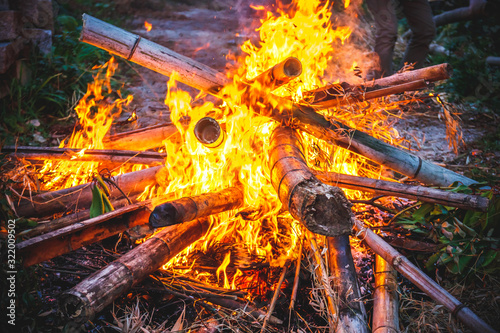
[269,126,354,237]
[3,146,166,166]
[149,187,244,228]
[103,123,178,150]
[327,236,369,333]
[17,201,152,267]
[14,165,161,218]
[353,219,496,333]
[372,255,399,333]
[59,218,210,322]
[80,15,475,187]
[314,170,489,211]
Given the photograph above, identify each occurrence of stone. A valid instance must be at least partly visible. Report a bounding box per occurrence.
[0,11,21,41]
[0,38,24,74]
[23,28,52,54]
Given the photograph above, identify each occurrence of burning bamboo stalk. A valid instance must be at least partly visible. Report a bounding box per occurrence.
[14,165,161,218]
[303,79,429,109]
[314,170,489,211]
[2,146,166,166]
[353,219,496,333]
[102,123,178,150]
[18,197,134,238]
[247,56,302,92]
[59,218,210,323]
[17,201,152,267]
[80,15,475,187]
[269,126,354,236]
[372,255,399,333]
[327,236,369,333]
[149,187,244,228]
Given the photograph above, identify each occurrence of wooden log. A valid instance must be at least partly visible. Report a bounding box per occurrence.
[18,197,134,238]
[103,123,178,150]
[314,170,489,211]
[367,63,452,87]
[486,56,500,66]
[247,56,302,92]
[59,218,210,323]
[372,255,399,333]
[14,165,162,218]
[17,201,152,267]
[149,187,244,228]
[304,80,429,110]
[269,126,354,237]
[327,236,369,333]
[81,15,475,187]
[353,219,496,333]
[2,146,166,166]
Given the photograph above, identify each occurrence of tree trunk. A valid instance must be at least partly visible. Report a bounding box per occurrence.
[433,0,488,27]
[314,170,489,211]
[59,218,210,323]
[327,235,369,332]
[372,255,399,333]
[353,219,496,333]
[14,166,161,218]
[269,126,354,237]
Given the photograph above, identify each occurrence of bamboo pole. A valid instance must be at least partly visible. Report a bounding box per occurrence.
[247,56,302,92]
[18,197,134,238]
[17,201,152,267]
[149,187,244,228]
[81,15,475,187]
[327,236,369,333]
[314,170,489,211]
[103,123,178,150]
[14,165,162,218]
[303,80,429,110]
[269,126,354,237]
[59,218,210,323]
[353,219,496,333]
[2,146,166,166]
[372,255,399,333]
[367,63,452,87]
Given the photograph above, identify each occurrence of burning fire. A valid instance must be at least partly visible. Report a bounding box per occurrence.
[39,0,406,297]
[144,20,152,32]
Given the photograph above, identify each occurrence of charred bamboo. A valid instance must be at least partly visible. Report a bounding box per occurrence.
[2,146,166,166]
[314,171,489,211]
[372,255,399,333]
[327,236,369,333]
[14,166,161,218]
[59,218,210,322]
[247,57,302,92]
[81,15,474,187]
[17,201,153,267]
[103,123,178,150]
[269,126,354,237]
[353,219,496,333]
[149,187,244,228]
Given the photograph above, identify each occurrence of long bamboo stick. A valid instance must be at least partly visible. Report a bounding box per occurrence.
[103,123,178,150]
[14,165,161,218]
[353,219,496,333]
[327,236,369,333]
[372,255,399,333]
[149,187,244,228]
[17,201,152,267]
[3,146,166,166]
[314,170,489,211]
[59,218,210,323]
[269,126,354,237]
[80,15,475,187]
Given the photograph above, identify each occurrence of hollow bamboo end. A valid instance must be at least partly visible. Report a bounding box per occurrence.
[59,290,93,323]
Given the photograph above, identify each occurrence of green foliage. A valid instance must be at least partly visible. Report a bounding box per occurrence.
[90,175,115,218]
[396,183,500,277]
[429,15,500,112]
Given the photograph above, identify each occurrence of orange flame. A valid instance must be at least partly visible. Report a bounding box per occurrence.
[144,20,152,32]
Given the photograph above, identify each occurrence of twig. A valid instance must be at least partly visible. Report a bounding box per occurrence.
[261,259,289,333]
[289,237,303,313]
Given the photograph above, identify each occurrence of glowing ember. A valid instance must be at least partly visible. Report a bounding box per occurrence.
[144,20,152,32]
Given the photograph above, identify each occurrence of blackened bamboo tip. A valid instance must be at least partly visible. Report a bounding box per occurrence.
[149,203,179,228]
